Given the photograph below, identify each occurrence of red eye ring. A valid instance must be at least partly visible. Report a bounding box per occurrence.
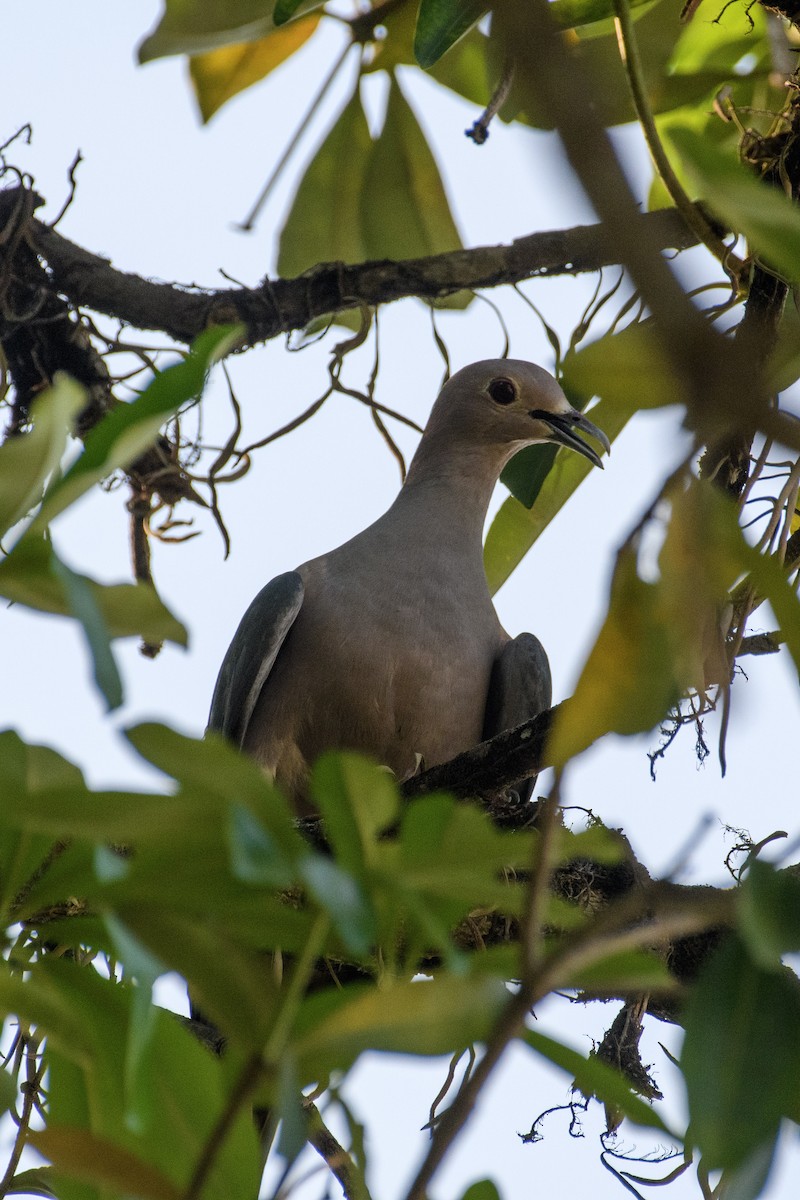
[488,378,516,406]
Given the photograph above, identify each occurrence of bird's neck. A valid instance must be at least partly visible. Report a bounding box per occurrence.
[390,436,512,555]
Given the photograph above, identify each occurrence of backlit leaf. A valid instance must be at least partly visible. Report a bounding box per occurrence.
[36,325,240,530]
[278,85,371,277]
[361,77,463,262]
[190,15,321,122]
[139,0,323,62]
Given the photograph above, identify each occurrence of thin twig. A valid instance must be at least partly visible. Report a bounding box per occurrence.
[466,56,515,144]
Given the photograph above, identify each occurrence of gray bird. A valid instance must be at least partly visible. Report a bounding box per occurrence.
[208,360,608,812]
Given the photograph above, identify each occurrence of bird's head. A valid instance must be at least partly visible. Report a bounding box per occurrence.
[430,359,610,469]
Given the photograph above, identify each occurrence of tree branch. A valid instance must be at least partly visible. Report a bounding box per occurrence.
[12,192,701,346]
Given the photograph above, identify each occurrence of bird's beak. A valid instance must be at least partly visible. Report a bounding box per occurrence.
[528,407,611,469]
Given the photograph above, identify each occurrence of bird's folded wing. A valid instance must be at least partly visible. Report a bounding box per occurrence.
[207,570,304,747]
[482,633,552,802]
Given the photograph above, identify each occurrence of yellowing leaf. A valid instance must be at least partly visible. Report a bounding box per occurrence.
[190,14,321,122]
[139,0,323,62]
[549,546,679,766]
[550,481,743,766]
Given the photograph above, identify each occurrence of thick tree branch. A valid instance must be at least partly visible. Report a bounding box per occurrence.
[16,195,701,346]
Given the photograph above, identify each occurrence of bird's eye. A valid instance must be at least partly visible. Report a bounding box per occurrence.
[488,378,516,406]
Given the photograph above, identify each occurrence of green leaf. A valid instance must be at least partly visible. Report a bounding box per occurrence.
[548,548,679,766]
[525,1028,673,1133]
[0,376,84,539]
[460,1183,501,1200]
[0,536,187,646]
[126,722,305,863]
[739,860,800,971]
[361,77,463,262]
[682,934,800,1169]
[499,443,558,511]
[36,325,241,530]
[190,15,321,121]
[278,85,371,278]
[666,1,771,75]
[310,752,399,876]
[298,855,375,956]
[670,124,800,282]
[273,0,309,25]
[414,0,488,69]
[139,0,323,62]
[114,905,278,1048]
[51,554,123,711]
[719,1141,777,1200]
[26,959,261,1194]
[561,322,677,411]
[292,974,508,1080]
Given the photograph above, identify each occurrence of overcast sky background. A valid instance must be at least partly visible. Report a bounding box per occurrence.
[2,3,799,1198]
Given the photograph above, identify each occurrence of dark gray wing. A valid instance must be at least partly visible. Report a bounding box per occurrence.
[207,571,304,747]
[482,633,552,802]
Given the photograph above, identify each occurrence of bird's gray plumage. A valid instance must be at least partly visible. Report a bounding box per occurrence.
[208,359,608,811]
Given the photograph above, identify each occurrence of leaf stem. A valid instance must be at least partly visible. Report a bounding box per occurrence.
[611,0,744,286]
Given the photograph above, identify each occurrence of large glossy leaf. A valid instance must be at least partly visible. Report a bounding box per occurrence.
[309,752,398,876]
[139,0,322,61]
[0,536,187,647]
[190,14,321,122]
[670,124,800,282]
[682,934,800,1169]
[666,0,771,75]
[414,0,488,68]
[0,376,84,540]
